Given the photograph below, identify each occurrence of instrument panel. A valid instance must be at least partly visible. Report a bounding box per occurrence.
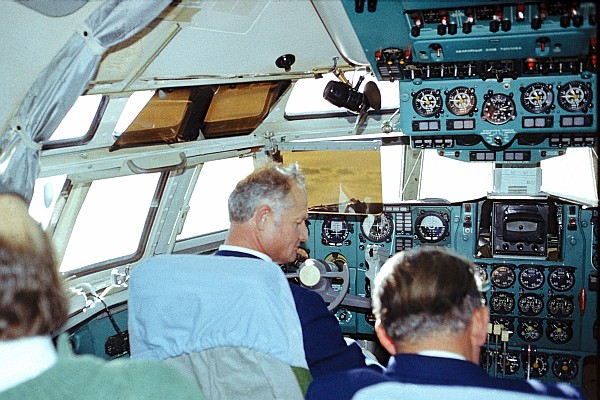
[302,197,597,393]
[342,0,597,158]
[397,75,596,159]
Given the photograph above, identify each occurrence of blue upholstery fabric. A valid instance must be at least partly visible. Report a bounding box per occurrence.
[128,254,307,369]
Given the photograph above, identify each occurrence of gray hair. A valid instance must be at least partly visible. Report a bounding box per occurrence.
[228,162,305,223]
[373,246,485,344]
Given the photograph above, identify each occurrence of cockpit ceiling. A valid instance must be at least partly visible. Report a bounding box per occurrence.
[1,0,364,138]
[89,0,353,93]
[0,1,99,133]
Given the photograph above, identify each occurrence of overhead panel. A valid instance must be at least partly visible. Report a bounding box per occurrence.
[339,0,597,162]
[138,0,346,85]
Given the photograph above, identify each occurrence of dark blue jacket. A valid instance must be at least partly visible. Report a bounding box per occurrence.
[306,353,585,400]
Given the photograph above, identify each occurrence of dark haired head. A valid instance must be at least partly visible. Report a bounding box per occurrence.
[0,194,68,339]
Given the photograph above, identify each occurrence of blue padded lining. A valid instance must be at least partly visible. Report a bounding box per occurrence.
[128,254,307,369]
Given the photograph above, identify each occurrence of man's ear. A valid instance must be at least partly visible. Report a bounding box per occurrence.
[255,205,271,230]
[470,306,490,348]
[375,320,397,355]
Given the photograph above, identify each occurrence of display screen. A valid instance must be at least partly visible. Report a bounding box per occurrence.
[492,203,550,257]
[503,212,545,243]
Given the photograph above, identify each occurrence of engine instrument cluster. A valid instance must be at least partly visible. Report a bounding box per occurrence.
[397,75,596,159]
[303,196,597,392]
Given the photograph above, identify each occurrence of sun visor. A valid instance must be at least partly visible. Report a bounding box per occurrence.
[110,88,200,151]
[281,150,382,215]
[110,81,290,151]
[203,82,281,138]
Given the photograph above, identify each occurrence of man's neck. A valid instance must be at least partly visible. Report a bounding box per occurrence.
[396,330,478,363]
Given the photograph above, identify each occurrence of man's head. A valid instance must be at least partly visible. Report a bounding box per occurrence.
[0,194,68,340]
[372,246,488,362]
[227,162,309,264]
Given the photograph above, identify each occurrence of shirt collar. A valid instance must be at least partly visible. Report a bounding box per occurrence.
[417,350,466,360]
[218,244,273,263]
[0,336,57,392]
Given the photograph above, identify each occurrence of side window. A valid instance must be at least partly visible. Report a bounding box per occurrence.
[178,157,254,239]
[59,173,160,272]
[44,94,105,146]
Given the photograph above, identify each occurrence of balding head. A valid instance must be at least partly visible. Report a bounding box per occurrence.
[0,194,68,339]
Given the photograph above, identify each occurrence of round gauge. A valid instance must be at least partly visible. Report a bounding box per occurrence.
[445,86,477,116]
[490,292,515,314]
[497,351,520,375]
[557,81,592,112]
[321,215,350,245]
[414,211,449,243]
[490,265,516,289]
[525,353,549,378]
[547,295,574,318]
[491,317,514,338]
[481,92,517,125]
[361,213,394,243]
[518,293,544,316]
[519,266,545,290]
[552,356,578,381]
[520,82,554,113]
[547,320,573,344]
[517,318,543,342]
[412,88,443,117]
[592,251,597,270]
[548,267,575,292]
[335,307,352,323]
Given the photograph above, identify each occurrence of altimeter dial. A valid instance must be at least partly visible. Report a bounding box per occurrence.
[521,82,554,113]
[446,86,477,116]
[412,88,443,117]
[557,81,592,112]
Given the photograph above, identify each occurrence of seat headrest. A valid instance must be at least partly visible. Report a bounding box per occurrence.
[128,254,307,369]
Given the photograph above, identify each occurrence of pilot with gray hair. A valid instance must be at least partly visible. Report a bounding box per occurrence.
[306,246,585,400]
[215,161,379,377]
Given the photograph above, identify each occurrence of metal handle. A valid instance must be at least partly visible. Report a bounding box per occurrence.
[127,152,187,174]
